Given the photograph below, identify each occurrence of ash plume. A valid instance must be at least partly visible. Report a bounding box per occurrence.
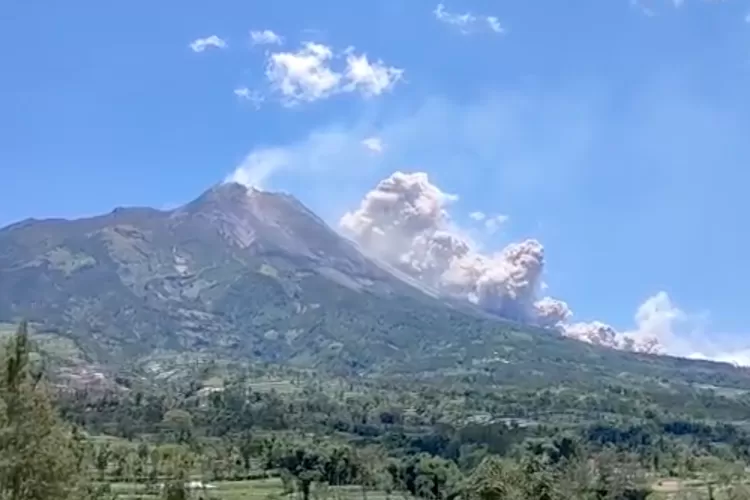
[561,292,685,354]
[340,171,694,356]
[339,171,571,328]
[561,321,622,350]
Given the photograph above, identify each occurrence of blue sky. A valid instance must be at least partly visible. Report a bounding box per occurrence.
[2,0,750,357]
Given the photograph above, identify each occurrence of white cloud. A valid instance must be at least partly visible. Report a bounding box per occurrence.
[234,87,251,98]
[484,214,509,234]
[434,3,477,33]
[468,212,508,232]
[362,137,384,153]
[486,16,504,33]
[264,42,403,105]
[631,0,725,16]
[233,87,265,108]
[343,52,403,97]
[189,35,227,53]
[266,42,342,105]
[630,0,657,17]
[251,29,283,46]
[433,3,504,35]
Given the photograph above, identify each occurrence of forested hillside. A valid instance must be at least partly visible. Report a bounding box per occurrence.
[4,322,750,499]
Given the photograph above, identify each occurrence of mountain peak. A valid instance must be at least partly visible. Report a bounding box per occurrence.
[168,182,353,260]
[186,182,255,211]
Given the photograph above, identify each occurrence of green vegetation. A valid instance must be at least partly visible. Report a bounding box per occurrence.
[5,322,750,499]
[0,321,100,499]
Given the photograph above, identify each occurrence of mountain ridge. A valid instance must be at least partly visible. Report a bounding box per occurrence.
[2,182,750,391]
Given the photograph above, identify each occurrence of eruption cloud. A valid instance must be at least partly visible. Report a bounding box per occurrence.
[340,171,664,354]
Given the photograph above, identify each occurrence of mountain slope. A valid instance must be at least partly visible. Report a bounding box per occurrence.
[0,183,441,365]
[1,183,749,391]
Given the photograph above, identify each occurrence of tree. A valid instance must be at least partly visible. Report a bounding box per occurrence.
[356,447,384,500]
[464,455,525,500]
[160,445,194,500]
[399,454,461,500]
[275,445,327,500]
[324,444,358,486]
[518,455,557,500]
[162,409,194,444]
[110,445,130,480]
[593,449,649,500]
[95,443,112,481]
[556,456,596,500]
[0,321,81,500]
[236,431,261,475]
[161,481,190,500]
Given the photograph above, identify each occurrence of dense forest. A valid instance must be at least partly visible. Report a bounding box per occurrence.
[4,322,750,499]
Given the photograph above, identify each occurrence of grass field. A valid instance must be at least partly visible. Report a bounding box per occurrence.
[103,475,750,500]
[248,379,298,394]
[109,477,282,500]
[104,477,407,500]
[650,477,750,499]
